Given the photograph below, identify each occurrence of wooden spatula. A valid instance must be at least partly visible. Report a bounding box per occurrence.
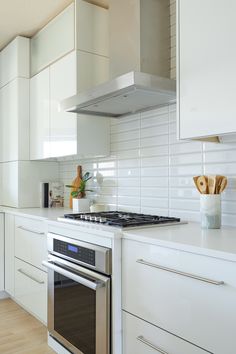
[215,175,224,194]
[208,175,216,194]
[193,176,202,193]
[197,176,208,194]
[219,177,227,193]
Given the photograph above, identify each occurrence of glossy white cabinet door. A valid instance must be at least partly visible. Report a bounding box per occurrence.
[0,36,29,88]
[122,239,236,354]
[15,216,47,271]
[30,68,50,159]
[123,312,208,354]
[14,258,47,324]
[50,51,77,157]
[76,0,109,57]
[5,214,15,296]
[0,78,29,162]
[178,0,236,139]
[77,50,109,92]
[0,214,4,292]
[31,4,75,76]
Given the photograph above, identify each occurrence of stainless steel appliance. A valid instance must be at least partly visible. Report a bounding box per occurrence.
[43,233,111,354]
[58,211,181,228]
[60,71,176,118]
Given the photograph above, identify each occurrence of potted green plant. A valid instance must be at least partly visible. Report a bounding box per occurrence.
[66,172,92,212]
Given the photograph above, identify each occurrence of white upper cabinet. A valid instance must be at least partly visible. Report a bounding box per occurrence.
[50,51,77,158]
[0,36,30,88]
[30,0,110,160]
[177,0,236,140]
[31,3,75,76]
[0,37,30,163]
[77,50,109,92]
[76,0,109,57]
[30,68,50,160]
[0,78,29,162]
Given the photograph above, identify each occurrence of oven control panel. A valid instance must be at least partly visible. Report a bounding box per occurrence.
[54,239,95,266]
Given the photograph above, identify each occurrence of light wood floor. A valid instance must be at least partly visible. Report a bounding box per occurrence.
[0,299,56,354]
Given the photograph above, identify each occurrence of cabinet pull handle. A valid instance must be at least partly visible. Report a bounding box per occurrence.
[17,226,44,235]
[136,259,224,286]
[137,336,169,354]
[17,268,45,284]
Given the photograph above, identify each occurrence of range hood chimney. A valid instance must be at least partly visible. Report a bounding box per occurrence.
[61,0,176,117]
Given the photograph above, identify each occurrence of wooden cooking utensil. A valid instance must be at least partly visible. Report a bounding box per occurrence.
[208,175,216,194]
[196,175,208,194]
[69,165,83,209]
[193,176,202,193]
[215,175,224,194]
[219,177,227,194]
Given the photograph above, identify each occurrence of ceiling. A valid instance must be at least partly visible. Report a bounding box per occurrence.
[0,0,109,51]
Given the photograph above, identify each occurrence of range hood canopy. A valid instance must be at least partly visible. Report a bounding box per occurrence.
[60,71,176,118]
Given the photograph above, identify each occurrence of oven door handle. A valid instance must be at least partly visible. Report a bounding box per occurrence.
[42,260,104,291]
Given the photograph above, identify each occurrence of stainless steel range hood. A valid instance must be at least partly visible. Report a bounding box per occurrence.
[60,71,176,118]
[61,0,176,118]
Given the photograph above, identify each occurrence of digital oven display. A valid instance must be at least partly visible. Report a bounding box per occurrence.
[68,244,78,253]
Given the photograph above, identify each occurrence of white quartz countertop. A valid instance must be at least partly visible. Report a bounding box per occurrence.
[1,207,236,261]
[0,206,69,221]
[123,222,236,262]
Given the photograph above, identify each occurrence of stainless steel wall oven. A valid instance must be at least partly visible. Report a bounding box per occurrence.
[43,233,112,354]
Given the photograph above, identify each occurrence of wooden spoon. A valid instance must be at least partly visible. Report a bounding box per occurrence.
[208,175,216,194]
[193,176,201,193]
[219,177,227,194]
[215,175,224,194]
[197,176,208,194]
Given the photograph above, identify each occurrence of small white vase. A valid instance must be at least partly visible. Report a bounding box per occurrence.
[200,194,221,229]
[72,198,90,213]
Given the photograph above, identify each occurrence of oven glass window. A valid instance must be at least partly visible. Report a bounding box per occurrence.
[54,271,96,354]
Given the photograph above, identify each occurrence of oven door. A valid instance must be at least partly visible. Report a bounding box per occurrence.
[42,256,110,354]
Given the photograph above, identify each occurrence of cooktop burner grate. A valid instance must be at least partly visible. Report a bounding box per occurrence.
[63,211,181,228]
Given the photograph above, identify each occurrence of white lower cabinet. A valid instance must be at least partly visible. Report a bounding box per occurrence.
[14,216,47,271]
[0,214,4,292]
[5,214,15,296]
[4,214,48,324]
[122,239,236,354]
[14,258,47,324]
[123,312,207,354]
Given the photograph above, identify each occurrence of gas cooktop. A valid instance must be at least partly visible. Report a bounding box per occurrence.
[58,211,181,228]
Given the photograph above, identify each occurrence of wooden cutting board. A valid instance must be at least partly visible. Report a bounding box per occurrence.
[69,165,82,209]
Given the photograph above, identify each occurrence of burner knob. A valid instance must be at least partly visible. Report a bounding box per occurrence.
[80,214,86,219]
[99,217,106,223]
[90,216,96,221]
[84,215,90,220]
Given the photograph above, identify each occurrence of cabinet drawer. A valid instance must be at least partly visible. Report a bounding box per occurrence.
[123,311,208,354]
[15,216,47,270]
[122,239,236,354]
[14,258,47,324]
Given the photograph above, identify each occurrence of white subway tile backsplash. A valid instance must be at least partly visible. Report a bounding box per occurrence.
[59,104,236,226]
[141,125,169,138]
[141,156,168,167]
[141,135,169,148]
